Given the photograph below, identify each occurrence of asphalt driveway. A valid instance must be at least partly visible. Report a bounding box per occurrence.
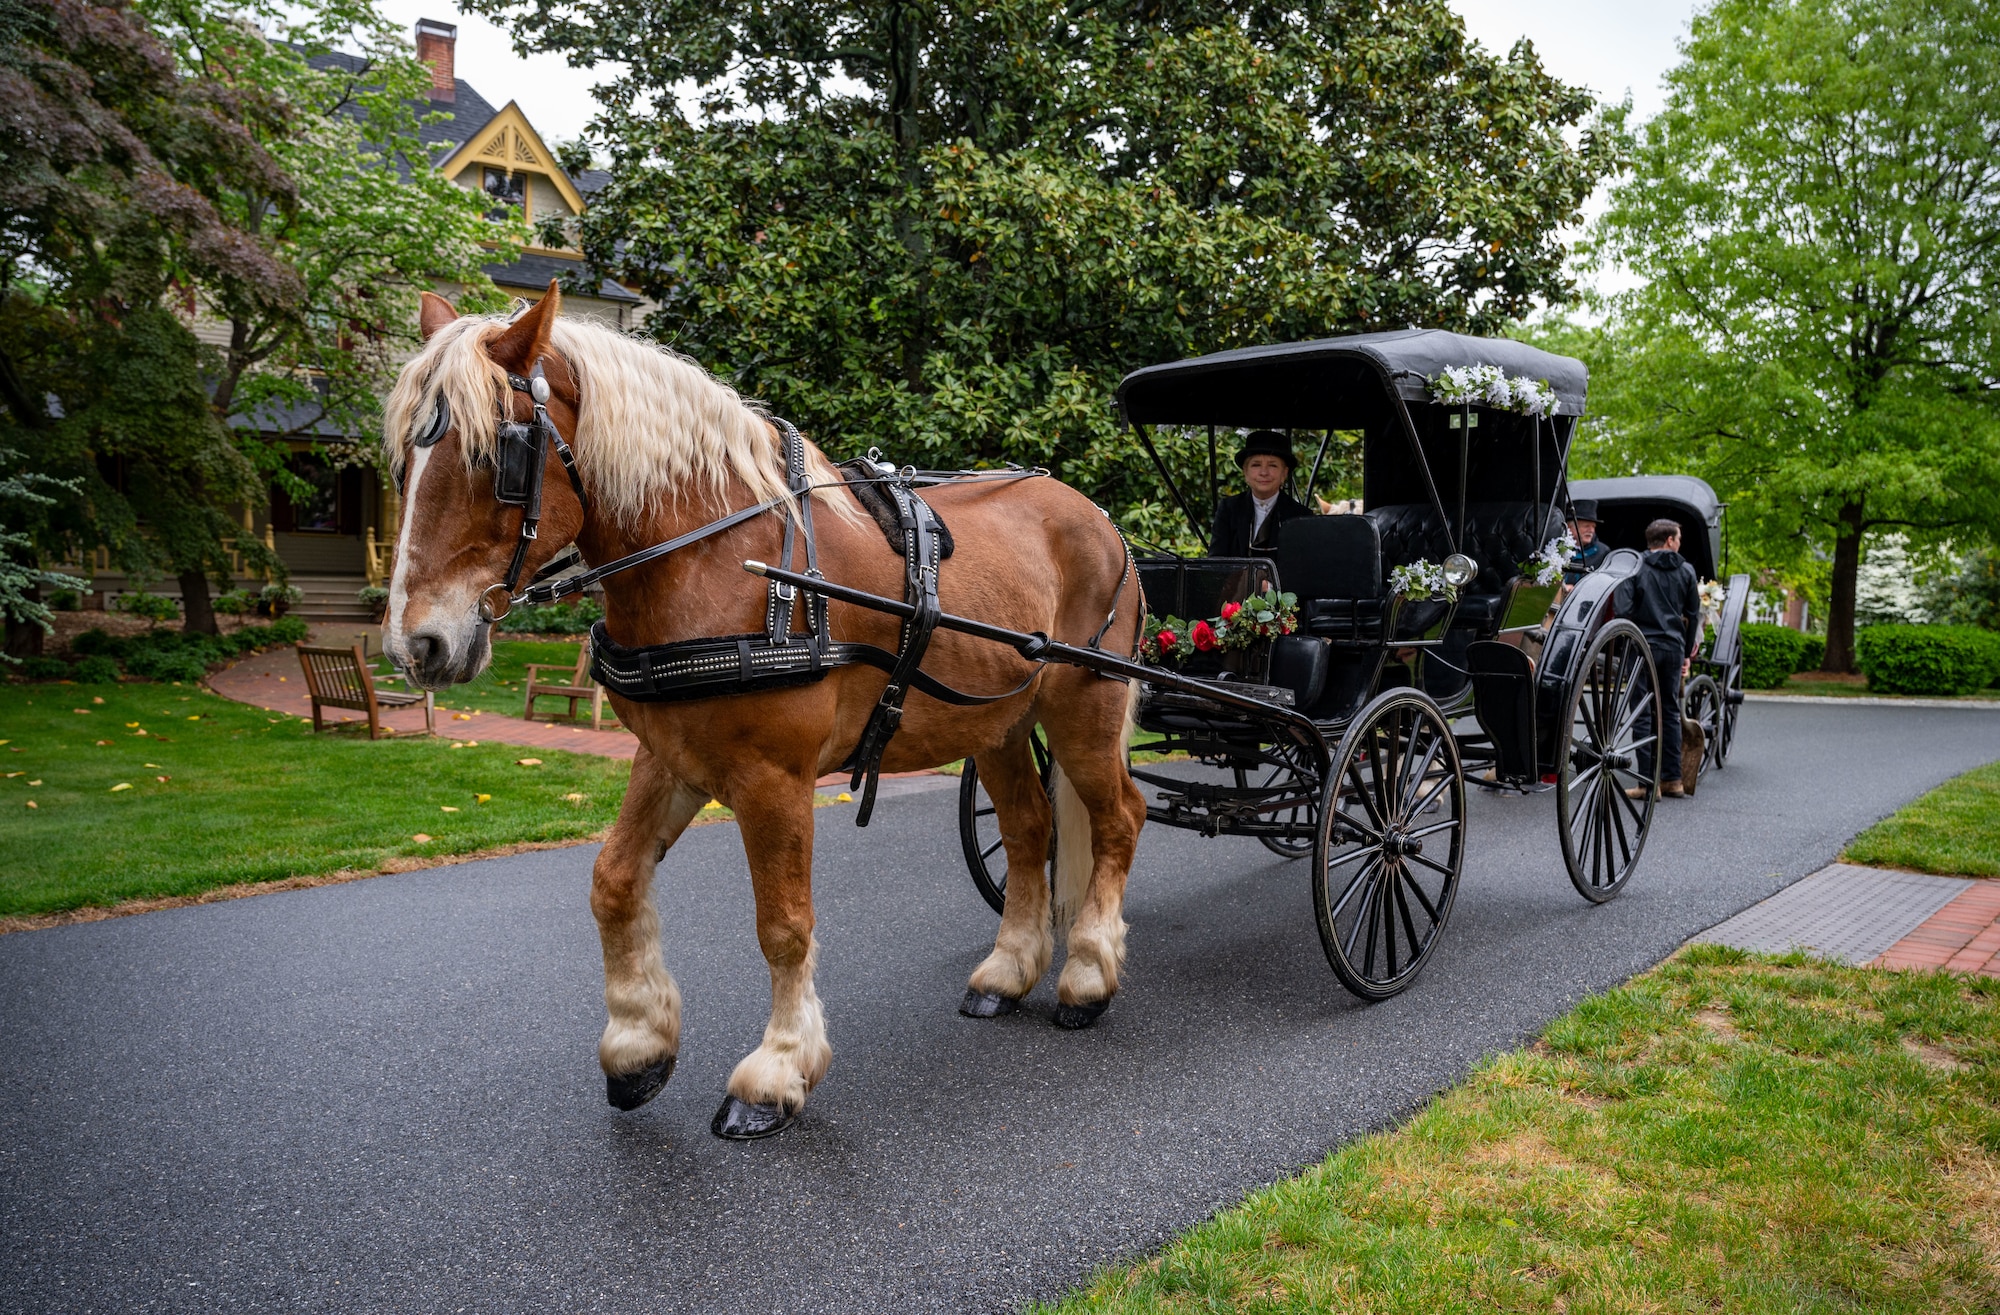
[3,701,1997,1313]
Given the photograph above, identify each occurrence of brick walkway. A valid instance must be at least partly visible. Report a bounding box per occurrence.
[1695,862,2000,978]
[1873,880,2000,976]
[205,633,950,793]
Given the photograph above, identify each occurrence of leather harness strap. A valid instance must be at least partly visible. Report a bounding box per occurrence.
[842,473,945,825]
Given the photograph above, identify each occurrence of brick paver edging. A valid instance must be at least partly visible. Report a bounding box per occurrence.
[1693,862,2000,980]
[1873,880,2000,977]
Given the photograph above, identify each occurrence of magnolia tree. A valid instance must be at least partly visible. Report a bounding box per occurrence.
[470,0,1618,546]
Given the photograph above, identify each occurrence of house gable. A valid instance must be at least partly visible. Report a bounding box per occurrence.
[436,101,588,221]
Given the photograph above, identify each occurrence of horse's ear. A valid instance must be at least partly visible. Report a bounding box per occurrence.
[488,282,561,372]
[419,291,458,342]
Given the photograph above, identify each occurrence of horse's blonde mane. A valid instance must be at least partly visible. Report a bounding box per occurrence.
[384,309,852,531]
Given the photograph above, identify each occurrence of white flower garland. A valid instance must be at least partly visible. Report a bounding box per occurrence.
[1522,533,1578,587]
[1427,365,1558,417]
[1389,559,1458,603]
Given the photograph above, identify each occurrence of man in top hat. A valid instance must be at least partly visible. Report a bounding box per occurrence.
[1210,430,1315,557]
[1562,497,1609,582]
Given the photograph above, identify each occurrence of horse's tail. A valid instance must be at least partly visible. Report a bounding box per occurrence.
[1049,680,1140,932]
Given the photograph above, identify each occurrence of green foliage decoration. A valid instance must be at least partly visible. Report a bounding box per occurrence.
[1855,625,2000,697]
[466,0,1618,535]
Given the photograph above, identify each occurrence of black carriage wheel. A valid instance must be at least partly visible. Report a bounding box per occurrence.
[1235,750,1318,859]
[957,728,1054,916]
[1312,688,1465,1001]
[1716,669,1741,767]
[1684,675,1723,776]
[1556,619,1659,904]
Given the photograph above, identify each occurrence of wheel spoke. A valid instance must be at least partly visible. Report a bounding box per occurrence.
[980,836,1005,861]
[1399,729,1445,816]
[1345,865,1382,963]
[1406,816,1462,842]
[1345,760,1387,834]
[1398,865,1444,925]
[1327,852,1382,924]
[1406,849,1459,881]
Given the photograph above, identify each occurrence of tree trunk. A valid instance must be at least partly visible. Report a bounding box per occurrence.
[4,586,45,659]
[1821,500,1865,674]
[178,568,219,636]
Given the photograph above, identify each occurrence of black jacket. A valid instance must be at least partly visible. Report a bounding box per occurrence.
[1210,490,1313,557]
[1617,549,1702,655]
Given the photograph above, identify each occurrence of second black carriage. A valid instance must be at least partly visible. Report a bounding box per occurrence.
[957,330,1669,1001]
[1568,475,1752,770]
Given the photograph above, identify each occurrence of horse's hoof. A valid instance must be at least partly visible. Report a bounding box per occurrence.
[710,1094,795,1140]
[605,1054,676,1111]
[960,988,1020,1019]
[1052,998,1109,1030]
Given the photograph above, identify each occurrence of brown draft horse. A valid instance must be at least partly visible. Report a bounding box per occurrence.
[383,286,1146,1139]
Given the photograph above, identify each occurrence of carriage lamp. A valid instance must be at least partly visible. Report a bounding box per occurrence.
[1442,553,1479,589]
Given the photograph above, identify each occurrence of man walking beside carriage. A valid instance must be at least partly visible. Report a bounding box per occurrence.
[1619,519,1703,800]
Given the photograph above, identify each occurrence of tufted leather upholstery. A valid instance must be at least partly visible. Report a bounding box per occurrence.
[1367,502,1562,636]
[1365,503,1564,594]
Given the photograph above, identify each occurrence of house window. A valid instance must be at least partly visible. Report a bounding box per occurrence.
[272,455,361,535]
[483,167,525,219]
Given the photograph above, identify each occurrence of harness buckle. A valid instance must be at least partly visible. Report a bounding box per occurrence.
[476,583,514,624]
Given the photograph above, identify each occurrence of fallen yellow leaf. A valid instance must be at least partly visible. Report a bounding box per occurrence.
[278,676,286,681]
[144,763,160,768]
[411,833,432,843]
[91,696,103,704]
[516,758,542,766]
[186,715,200,721]
[95,740,110,747]
[73,709,89,715]
[126,722,139,728]
[453,713,472,721]
[27,779,41,786]
[109,782,131,792]
[562,792,586,803]
[133,729,148,736]
[25,800,36,808]
[837,792,853,802]
[4,771,19,778]
[465,740,479,747]
[440,805,459,812]
[450,741,466,749]
[474,793,491,804]
[156,775,170,783]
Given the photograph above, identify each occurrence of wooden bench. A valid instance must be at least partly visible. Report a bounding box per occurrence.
[523,636,607,731]
[297,644,435,740]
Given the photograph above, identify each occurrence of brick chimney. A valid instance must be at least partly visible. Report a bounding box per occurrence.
[415,19,456,103]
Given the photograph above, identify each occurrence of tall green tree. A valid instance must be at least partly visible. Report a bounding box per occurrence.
[477,0,1616,544]
[0,0,296,642]
[1586,0,2000,672]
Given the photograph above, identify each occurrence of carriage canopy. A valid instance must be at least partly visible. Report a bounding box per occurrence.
[1115,330,1589,553]
[1566,475,1724,581]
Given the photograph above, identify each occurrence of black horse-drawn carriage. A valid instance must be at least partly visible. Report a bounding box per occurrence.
[940,330,1669,1001]
[1568,475,1751,770]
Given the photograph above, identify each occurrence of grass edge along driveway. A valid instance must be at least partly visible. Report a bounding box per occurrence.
[0,678,632,918]
[1041,946,2000,1314]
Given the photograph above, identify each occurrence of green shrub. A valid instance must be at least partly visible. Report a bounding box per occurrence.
[113,591,179,623]
[357,585,388,608]
[63,618,306,684]
[70,628,125,659]
[125,646,209,682]
[1856,624,2000,696]
[1798,634,1825,672]
[502,597,603,635]
[1740,623,1810,688]
[72,655,120,684]
[20,655,70,681]
[259,583,304,606]
[46,589,81,611]
[212,589,257,615]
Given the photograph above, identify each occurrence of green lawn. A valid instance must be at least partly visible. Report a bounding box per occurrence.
[0,677,631,917]
[1045,948,2000,1314]
[1845,760,2000,878]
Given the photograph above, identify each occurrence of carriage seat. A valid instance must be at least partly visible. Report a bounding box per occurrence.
[1273,516,1385,643]
[1365,502,1564,631]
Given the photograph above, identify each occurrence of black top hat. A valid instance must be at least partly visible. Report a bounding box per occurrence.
[1569,498,1598,523]
[1235,430,1296,470]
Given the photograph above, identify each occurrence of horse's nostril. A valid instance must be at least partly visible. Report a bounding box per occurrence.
[407,632,442,674]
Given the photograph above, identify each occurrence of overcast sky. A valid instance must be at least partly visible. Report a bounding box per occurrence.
[376,0,1703,146]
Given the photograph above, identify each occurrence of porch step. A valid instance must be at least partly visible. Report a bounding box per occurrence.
[288,575,377,623]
